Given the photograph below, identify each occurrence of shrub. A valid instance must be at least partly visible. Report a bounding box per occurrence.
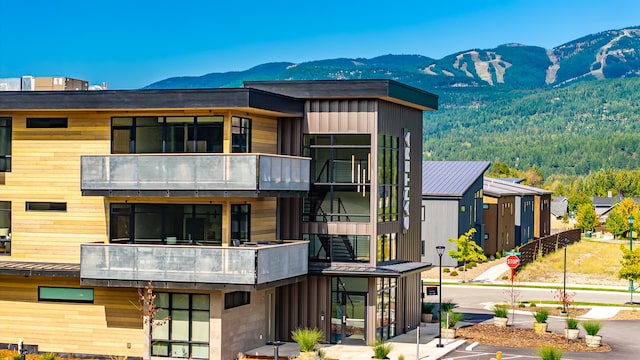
[530,303,537,307]
[457,266,465,271]
[450,271,459,276]
[371,340,393,359]
[501,275,509,280]
[441,299,455,313]
[12,355,22,360]
[533,308,549,323]
[291,327,323,352]
[443,268,451,273]
[441,310,463,329]
[493,304,509,318]
[467,261,477,268]
[582,320,602,336]
[566,317,579,330]
[518,303,526,308]
[421,302,436,314]
[538,346,563,360]
[39,354,58,360]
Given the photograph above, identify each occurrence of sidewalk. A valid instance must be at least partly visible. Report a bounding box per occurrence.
[247,322,465,360]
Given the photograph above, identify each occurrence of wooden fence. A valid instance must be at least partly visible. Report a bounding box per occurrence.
[515,229,582,274]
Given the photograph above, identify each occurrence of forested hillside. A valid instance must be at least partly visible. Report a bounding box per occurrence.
[424,78,640,177]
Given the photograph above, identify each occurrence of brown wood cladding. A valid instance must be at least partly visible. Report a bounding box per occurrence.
[0,111,279,262]
[0,275,142,357]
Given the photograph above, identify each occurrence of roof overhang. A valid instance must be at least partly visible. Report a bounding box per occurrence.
[309,261,431,277]
[0,88,305,116]
[244,80,438,111]
[0,261,80,277]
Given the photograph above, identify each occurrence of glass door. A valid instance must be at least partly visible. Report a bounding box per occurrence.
[341,292,366,344]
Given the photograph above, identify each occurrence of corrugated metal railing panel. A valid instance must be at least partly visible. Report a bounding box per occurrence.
[81,154,309,192]
[80,242,309,285]
[256,242,308,283]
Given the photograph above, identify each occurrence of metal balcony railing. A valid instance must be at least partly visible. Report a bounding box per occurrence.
[80,241,308,285]
[80,154,310,193]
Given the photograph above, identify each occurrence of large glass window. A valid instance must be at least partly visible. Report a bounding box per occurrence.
[153,293,209,359]
[231,204,250,244]
[305,234,369,263]
[231,116,251,153]
[375,278,397,341]
[377,135,399,222]
[303,134,371,222]
[0,118,11,171]
[110,204,222,245]
[376,233,397,262]
[111,116,224,154]
[0,202,10,256]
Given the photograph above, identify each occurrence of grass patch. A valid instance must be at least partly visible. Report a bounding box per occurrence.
[517,241,624,284]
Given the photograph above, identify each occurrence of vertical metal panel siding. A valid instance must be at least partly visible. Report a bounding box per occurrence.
[306,99,376,133]
[276,276,331,341]
[378,101,423,262]
[378,100,424,333]
[277,117,304,240]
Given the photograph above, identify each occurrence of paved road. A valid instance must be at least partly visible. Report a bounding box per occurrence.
[431,284,632,309]
[432,284,640,360]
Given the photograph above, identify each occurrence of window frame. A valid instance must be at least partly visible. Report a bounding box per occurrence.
[25,202,67,212]
[26,118,68,128]
[38,286,94,303]
[0,117,11,172]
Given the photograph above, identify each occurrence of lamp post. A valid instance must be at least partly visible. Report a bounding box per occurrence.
[629,215,635,304]
[436,245,446,348]
[562,237,569,314]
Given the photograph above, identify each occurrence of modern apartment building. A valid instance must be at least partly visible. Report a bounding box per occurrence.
[0,76,89,91]
[0,80,437,359]
[421,161,490,266]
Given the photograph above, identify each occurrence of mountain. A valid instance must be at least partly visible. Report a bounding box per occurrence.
[145,27,640,90]
[144,26,640,178]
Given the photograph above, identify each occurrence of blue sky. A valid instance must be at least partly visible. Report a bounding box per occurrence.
[1,0,638,89]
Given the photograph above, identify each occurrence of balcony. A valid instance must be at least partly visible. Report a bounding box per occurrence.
[80,154,310,197]
[80,241,308,290]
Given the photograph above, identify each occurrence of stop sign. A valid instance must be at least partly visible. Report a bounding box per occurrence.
[506,255,520,269]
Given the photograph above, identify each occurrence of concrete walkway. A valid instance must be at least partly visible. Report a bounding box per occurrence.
[246,322,465,360]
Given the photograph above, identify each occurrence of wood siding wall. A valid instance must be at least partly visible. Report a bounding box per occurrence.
[0,111,279,262]
[0,275,142,357]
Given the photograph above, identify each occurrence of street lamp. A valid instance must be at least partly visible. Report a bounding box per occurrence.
[562,237,569,314]
[629,215,635,304]
[436,245,446,348]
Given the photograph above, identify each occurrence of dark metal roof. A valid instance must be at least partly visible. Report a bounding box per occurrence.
[422,161,490,198]
[244,79,438,111]
[0,88,305,116]
[309,261,431,277]
[0,261,80,277]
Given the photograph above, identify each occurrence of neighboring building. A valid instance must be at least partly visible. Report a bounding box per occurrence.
[551,196,568,220]
[0,76,88,91]
[483,180,518,255]
[483,178,552,254]
[421,161,490,266]
[0,80,436,359]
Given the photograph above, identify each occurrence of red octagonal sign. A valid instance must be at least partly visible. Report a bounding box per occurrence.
[506,255,520,269]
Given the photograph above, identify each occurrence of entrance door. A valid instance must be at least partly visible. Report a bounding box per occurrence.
[340,292,366,344]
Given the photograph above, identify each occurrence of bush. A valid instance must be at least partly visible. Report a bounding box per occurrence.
[371,340,393,359]
[538,346,563,360]
[12,355,22,360]
[467,261,477,268]
[39,354,58,360]
[443,268,451,273]
[441,299,455,313]
[493,304,509,318]
[533,308,549,323]
[421,302,436,314]
[441,310,464,329]
[518,303,526,308]
[530,303,537,307]
[582,320,602,336]
[566,317,579,330]
[291,327,323,352]
[450,271,459,276]
[457,266,465,271]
